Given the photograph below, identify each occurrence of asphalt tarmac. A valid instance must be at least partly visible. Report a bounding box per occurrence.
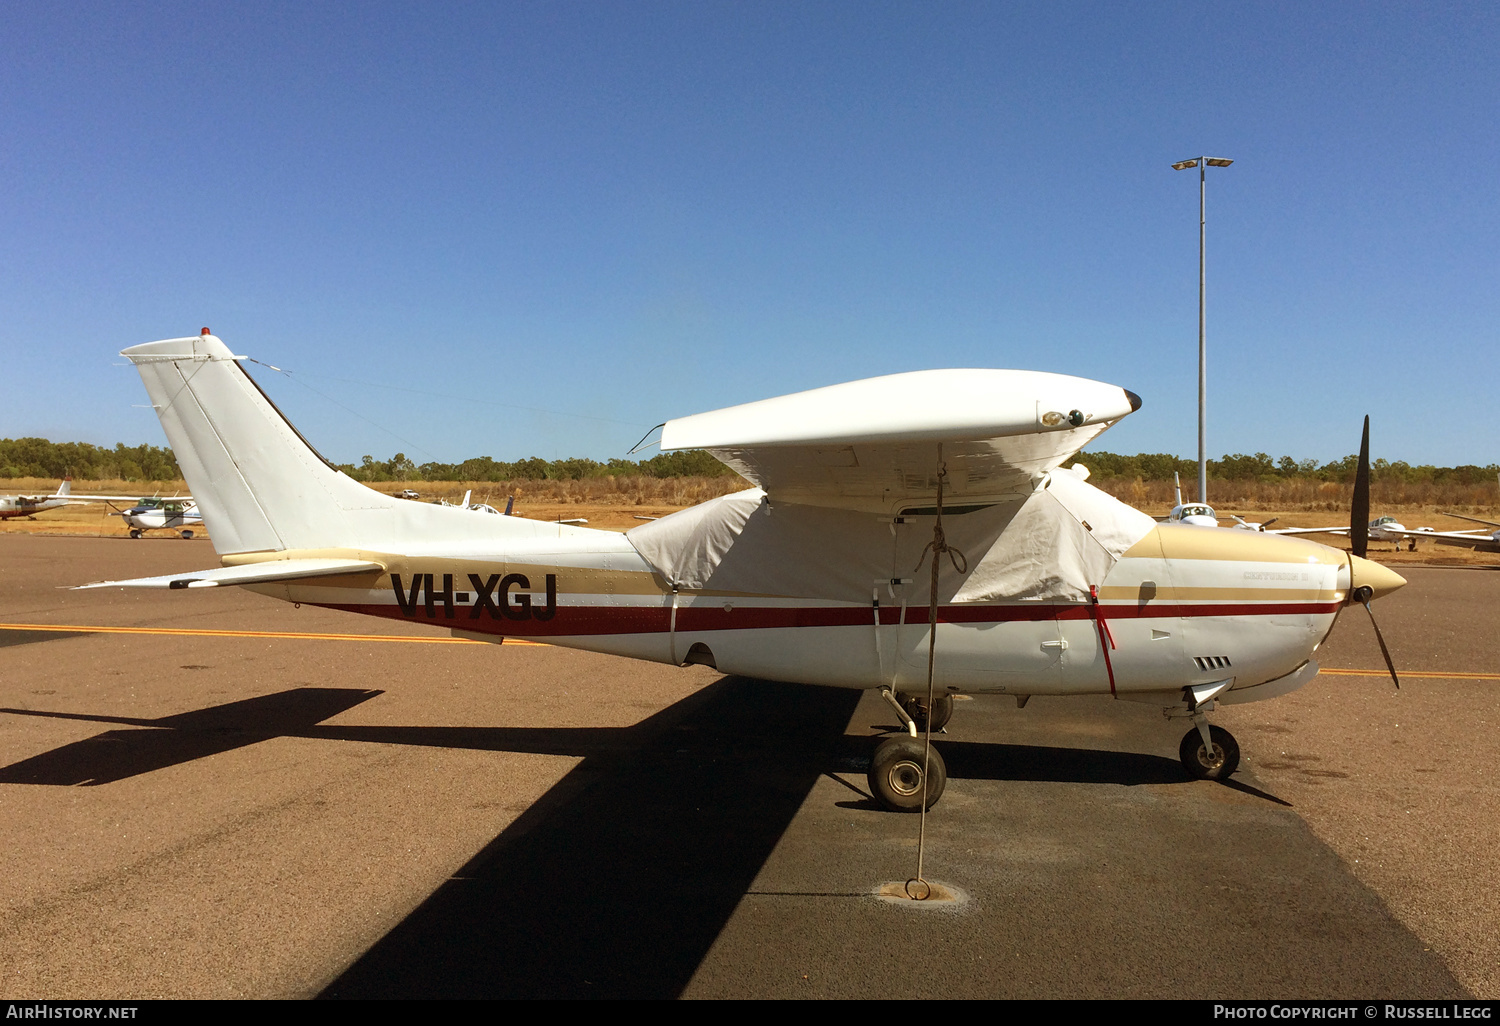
[0,535,1495,999]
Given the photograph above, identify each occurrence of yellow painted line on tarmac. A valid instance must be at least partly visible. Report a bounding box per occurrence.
[1319,667,1500,681]
[0,622,541,646]
[2,624,1493,676]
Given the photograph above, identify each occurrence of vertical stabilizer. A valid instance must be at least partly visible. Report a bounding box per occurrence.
[123,333,383,553]
[121,332,559,555]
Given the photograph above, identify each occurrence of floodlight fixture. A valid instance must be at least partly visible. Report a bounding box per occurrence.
[1171,159,1200,170]
[1205,157,1234,167]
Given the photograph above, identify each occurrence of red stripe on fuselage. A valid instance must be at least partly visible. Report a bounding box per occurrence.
[318,599,1342,639]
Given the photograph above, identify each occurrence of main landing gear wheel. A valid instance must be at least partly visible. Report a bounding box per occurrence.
[128,528,142,539]
[180,530,194,539]
[868,736,947,812]
[1179,725,1241,781]
[897,691,954,732]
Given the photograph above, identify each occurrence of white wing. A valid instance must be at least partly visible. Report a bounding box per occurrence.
[660,369,1140,513]
[1385,527,1500,548]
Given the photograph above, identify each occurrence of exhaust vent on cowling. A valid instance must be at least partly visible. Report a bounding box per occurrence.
[1194,655,1233,671]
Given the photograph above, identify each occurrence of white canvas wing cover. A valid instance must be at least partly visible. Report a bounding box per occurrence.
[628,469,1155,603]
[950,468,1156,602]
[632,368,1151,601]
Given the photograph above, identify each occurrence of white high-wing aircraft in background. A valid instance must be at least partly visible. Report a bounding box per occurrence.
[110,497,204,539]
[0,479,74,519]
[0,480,200,537]
[81,331,1406,812]
[53,490,203,538]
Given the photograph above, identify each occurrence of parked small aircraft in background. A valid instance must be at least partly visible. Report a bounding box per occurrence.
[443,489,587,524]
[1385,512,1500,553]
[0,479,74,519]
[1268,515,1427,551]
[81,331,1405,813]
[1164,473,1218,526]
[113,498,203,539]
[57,490,204,538]
[1227,514,1280,532]
[0,480,201,538]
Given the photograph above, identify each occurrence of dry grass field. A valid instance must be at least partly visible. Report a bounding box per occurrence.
[3,474,1497,566]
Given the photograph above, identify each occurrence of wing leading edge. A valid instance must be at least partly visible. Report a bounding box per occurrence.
[660,369,1141,512]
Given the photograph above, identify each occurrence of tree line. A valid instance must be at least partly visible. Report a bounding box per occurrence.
[3,436,1494,486]
[338,448,738,483]
[0,438,182,482]
[1080,451,1499,487]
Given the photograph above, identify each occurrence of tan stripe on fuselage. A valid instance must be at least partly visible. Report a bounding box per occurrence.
[1124,525,1346,565]
[1094,585,1339,603]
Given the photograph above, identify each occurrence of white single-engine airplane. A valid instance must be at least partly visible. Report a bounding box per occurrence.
[112,497,204,539]
[0,479,74,519]
[82,331,1406,811]
[55,490,203,538]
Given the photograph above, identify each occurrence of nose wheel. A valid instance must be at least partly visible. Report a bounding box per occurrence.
[868,736,947,812]
[897,691,954,732]
[1179,724,1240,780]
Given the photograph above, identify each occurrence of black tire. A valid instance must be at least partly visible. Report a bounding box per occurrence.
[129,529,142,539]
[1179,725,1240,780]
[181,530,194,540]
[868,736,947,812]
[898,692,955,732]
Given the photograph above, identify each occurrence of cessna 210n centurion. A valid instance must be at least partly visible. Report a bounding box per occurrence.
[82,331,1405,811]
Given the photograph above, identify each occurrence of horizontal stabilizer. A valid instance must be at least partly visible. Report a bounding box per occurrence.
[76,558,384,590]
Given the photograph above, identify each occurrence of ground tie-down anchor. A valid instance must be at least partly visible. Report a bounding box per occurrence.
[905,444,968,897]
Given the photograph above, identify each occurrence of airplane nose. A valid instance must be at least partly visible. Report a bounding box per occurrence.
[1348,555,1406,602]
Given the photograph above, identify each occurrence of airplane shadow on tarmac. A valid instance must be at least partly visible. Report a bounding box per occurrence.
[0,677,1254,998]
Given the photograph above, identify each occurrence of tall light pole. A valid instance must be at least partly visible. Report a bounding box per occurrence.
[1171,156,1233,505]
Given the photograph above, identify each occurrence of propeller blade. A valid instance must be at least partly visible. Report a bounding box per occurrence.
[1262,517,1279,530]
[1351,416,1370,558]
[1359,592,1401,690]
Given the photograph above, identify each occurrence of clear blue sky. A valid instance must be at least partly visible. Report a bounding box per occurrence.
[2,1,1495,468]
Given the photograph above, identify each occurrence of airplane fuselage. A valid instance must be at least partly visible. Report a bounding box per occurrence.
[244,521,1373,705]
[0,497,68,519]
